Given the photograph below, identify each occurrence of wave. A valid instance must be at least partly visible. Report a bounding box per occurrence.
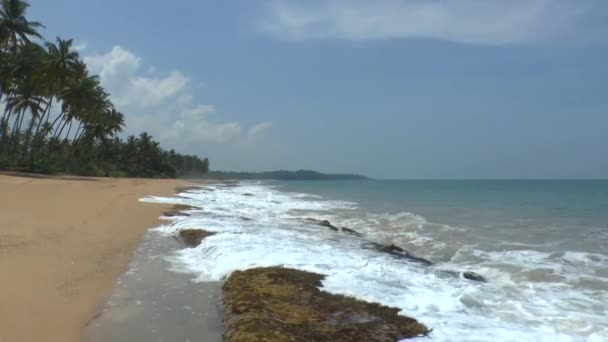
[142,182,608,342]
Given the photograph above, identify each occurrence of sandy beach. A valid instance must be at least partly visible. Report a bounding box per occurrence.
[0,173,188,342]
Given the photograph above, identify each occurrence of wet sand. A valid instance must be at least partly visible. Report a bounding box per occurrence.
[85,230,223,342]
[0,173,196,342]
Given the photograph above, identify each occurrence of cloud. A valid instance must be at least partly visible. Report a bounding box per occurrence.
[258,0,590,45]
[248,122,273,139]
[74,41,88,52]
[85,47,188,109]
[82,46,271,154]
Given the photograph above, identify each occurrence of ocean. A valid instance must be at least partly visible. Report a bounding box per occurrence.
[144,180,608,341]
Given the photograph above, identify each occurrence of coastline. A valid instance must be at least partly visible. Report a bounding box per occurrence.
[0,173,194,342]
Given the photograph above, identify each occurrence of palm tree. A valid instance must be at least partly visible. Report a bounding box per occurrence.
[0,0,43,51]
[5,75,45,157]
[55,62,100,139]
[34,38,79,139]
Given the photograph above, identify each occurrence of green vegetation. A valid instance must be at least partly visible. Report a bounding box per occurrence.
[223,267,429,342]
[0,0,209,178]
[206,170,369,181]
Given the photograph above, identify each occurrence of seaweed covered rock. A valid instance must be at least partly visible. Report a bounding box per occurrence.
[366,243,433,266]
[177,229,215,247]
[223,267,429,342]
[163,204,199,217]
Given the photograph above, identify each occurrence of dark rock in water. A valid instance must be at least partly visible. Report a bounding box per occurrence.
[318,220,339,231]
[462,271,487,283]
[341,227,362,237]
[366,243,433,266]
[242,193,254,197]
[306,218,340,231]
[223,267,429,342]
[218,182,239,188]
[177,229,215,247]
[163,204,199,217]
[240,216,253,221]
[175,185,201,193]
[437,269,486,283]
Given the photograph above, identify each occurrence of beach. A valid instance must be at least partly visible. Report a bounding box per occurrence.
[0,173,188,342]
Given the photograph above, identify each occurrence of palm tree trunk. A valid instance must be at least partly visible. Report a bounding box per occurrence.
[21,117,37,163]
[50,112,65,139]
[72,122,84,144]
[65,119,73,139]
[30,100,54,169]
[9,110,25,160]
[57,118,70,140]
[0,106,11,148]
[34,97,53,138]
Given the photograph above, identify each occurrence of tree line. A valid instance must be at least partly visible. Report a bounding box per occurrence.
[0,0,209,178]
[204,170,369,181]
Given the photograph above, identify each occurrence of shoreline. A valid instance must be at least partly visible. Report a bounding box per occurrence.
[0,173,197,342]
[84,228,223,342]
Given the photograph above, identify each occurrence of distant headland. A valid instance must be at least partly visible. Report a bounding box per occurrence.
[203,170,370,181]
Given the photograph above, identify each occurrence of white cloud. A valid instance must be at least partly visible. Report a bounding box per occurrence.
[82,46,271,153]
[85,47,188,109]
[74,41,88,52]
[258,0,590,45]
[248,122,273,138]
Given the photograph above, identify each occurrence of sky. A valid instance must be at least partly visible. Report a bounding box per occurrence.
[29,0,608,179]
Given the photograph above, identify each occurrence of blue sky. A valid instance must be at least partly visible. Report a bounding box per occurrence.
[29,0,608,179]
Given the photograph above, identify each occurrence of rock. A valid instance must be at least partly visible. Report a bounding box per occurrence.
[175,185,201,193]
[462,271,487,283]
[177,229,215,247]
[218,182,239,188]
[240,216,253,221]
[163,204,199,217]
[366,243,433,266]
[434,270,487,283]
[341,227,362,237]
[307,218,340,231]
[223,267,429,342]
[242,193,254,197]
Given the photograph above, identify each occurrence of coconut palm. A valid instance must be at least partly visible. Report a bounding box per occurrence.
[0,0,210,178]
[0,0,43,51]
[5,75,45,156]
[34,38,79,139]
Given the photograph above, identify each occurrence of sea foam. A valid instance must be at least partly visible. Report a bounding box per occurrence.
[142,182,608,342]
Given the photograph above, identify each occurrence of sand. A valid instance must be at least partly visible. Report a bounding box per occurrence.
[0,172,189,342]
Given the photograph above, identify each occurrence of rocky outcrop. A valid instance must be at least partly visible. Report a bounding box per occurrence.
[341,227,363,237]
[435,269,487,283]
[365,243,433,266]
[223,267,429,342]
[175,185,202,193]
[307,218,339,231]
[177,229,215,247]
[163,204,199,217]
[462,271,487,283]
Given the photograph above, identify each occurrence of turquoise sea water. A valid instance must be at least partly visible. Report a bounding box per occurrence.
[276,180,608,255]
[145,179,608,341]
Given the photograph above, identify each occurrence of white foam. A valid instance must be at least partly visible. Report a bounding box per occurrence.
[143,182,608,342]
